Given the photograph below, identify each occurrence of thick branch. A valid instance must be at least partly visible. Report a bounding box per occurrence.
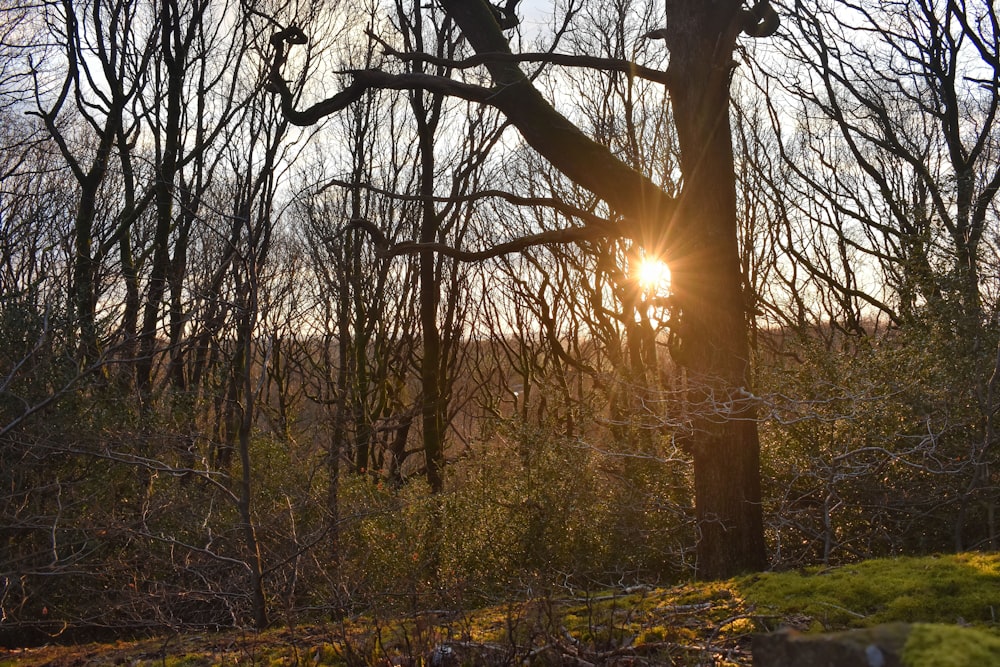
[437,0,676,239]
[268,68,492,127]
[742,0,780,38]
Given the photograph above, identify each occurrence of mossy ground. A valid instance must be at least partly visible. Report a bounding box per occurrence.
[741,552,999,630]
[2,553,997,666]
[903,623,1000,667]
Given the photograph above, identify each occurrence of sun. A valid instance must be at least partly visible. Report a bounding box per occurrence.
[635,257,671,291]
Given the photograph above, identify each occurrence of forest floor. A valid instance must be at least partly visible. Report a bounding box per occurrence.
[2,552,998,666]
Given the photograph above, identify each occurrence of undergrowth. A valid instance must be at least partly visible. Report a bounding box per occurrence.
[2,552,997,666]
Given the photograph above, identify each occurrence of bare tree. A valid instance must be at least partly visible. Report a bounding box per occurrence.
[265,0,780,578]
[25,0,158,365]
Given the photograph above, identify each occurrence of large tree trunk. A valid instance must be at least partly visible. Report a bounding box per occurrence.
[662,1,767,578]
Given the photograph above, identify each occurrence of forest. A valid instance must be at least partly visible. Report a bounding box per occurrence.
[1,0,999,656]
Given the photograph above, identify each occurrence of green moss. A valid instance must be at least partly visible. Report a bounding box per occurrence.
[903,623,1000,667]
[739,553,1000,630]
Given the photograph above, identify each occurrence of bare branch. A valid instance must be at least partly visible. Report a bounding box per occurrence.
[312,177,617,230]
[373,38,674,88]
[345,218,614,262]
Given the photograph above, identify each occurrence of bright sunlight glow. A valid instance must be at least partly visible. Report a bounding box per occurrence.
[635,257,671,291]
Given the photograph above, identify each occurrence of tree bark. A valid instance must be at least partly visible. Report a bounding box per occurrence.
[660,0,767,577]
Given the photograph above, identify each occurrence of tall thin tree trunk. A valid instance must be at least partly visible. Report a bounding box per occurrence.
[414,94,446,493]
[137,0,185,395]
[236,267,268,629]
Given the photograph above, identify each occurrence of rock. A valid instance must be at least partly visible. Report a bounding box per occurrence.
[752,622,912,667]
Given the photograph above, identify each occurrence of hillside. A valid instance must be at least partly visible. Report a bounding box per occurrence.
[2,552,998,666]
